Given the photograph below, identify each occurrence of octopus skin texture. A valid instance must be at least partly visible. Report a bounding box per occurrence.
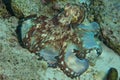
[16,4,102,78]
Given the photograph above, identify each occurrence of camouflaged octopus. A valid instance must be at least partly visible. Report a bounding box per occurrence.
[17,4,102,78]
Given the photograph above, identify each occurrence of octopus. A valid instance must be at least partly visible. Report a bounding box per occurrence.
[16,4,102,78]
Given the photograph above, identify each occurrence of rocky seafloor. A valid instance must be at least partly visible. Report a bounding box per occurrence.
[0,0,120,80]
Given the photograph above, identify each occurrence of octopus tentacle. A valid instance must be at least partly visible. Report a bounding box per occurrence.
[57,43,89,78]
[78,22,102,56]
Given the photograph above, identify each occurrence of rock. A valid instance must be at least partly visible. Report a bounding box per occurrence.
[88,0,120,55]
[0,43,3,53]
[100,0,120,55]
[11,0,42,18]
[0,17,48,80]
[10,0,65,18]
[87,0,104,22]
[0,0,10,18]
[10,0,92,19]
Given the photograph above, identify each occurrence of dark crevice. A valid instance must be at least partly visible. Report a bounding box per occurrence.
[2,0,15,16]
[16,20,25,48]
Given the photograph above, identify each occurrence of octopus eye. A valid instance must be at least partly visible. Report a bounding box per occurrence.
[72,49,86,59]
[72,49,79,53]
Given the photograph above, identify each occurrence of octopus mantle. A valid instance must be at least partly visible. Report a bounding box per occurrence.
[17,4,102,78]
